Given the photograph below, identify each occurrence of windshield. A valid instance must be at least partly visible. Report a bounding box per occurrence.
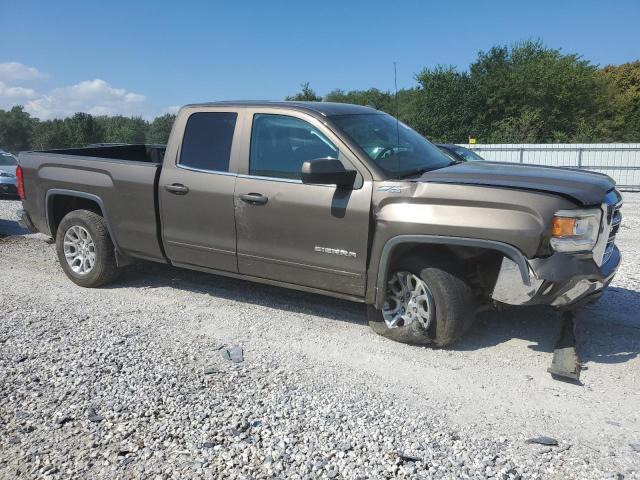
[331,113,453,177]
[450,146,484,161]
[0,152,18,166]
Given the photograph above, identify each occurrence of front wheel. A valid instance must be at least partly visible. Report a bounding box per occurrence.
[368,260,476,346]
[55,209,120,287]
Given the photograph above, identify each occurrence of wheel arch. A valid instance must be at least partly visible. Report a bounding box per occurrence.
[46,189,120,252]
[374,235,532,309]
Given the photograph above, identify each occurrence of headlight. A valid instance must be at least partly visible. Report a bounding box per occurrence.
[0,171,13,178]
[550,209,601,252]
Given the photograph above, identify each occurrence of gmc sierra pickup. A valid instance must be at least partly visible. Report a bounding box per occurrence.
[17,102,622,346]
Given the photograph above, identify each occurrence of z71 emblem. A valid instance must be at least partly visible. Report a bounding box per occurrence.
[315,246,357,258]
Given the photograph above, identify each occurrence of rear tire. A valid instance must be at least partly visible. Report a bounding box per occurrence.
[368,258,476,347]
[55,209,120,287]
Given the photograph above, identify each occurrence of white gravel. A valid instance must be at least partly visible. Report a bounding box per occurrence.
[1,196,639,479]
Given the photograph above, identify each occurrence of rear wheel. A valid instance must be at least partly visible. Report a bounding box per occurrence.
[56,209,120,287]
[368,258,476,346]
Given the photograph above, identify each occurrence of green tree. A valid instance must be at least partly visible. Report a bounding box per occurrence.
[0,106,35,152]
[599,61,640,141]
[325,88,394,110]
[286,82,322,102]
[31,119,70,149]
[146,113,176,144]
[64,113,101,147]
[96,115,148,144]
[470,40,607,142]
[407,66,477,142]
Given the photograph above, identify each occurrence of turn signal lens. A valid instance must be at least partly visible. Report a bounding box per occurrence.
[551,216,577,237]
[550,209,601,253]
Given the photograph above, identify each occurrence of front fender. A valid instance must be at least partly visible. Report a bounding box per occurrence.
[369,234,533,309]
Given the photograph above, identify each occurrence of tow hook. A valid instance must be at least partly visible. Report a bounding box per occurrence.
[548,310,582,382]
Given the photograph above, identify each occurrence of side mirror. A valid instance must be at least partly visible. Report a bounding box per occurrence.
[301,158,356,188]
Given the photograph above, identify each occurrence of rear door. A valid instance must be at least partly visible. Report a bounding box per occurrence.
[159,108,243,272]
[234,110,372,297]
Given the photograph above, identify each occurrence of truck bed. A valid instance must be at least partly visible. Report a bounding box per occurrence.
[19,145,167,262]
[40,144,166,164]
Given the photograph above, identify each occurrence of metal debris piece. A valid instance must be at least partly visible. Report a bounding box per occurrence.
[87,407,104,423]
[526,436,559,446]
[398,452,422,462]
[221,346,244,363]
[548,311,582,381]
[55,415,72,426]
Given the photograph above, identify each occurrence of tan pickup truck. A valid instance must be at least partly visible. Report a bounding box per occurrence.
[17,102,622,347]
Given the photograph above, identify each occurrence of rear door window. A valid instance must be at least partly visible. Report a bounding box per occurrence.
[179,112,237,172]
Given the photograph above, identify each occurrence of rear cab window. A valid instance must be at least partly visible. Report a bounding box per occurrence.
[179,112,238,172]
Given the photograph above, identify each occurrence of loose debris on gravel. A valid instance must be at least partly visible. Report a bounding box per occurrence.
[221,346,244,363]
[525,436,559,446]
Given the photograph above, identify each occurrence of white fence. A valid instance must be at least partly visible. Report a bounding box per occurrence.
[463,143,640,191]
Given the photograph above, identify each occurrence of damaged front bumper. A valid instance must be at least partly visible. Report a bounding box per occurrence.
[492,245,620,307]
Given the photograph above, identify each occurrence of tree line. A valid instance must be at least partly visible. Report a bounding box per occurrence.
[289,40,640,144]
[1,40,638,152]
[0,109,176,152]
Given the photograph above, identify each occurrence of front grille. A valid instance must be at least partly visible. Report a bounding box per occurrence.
[603,191,622,264]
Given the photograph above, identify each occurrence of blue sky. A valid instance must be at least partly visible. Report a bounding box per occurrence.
[1,0,639,119]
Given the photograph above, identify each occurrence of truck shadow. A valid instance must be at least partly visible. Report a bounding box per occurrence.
[115,262,639,365]
[116,261,368,325]
[454,287,640,365]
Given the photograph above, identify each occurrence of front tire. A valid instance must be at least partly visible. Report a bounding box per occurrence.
[55,209,120,287]
[368,259,476,347]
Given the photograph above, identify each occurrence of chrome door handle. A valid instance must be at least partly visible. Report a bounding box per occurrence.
[164,183,189,195]
[240,193,268,205]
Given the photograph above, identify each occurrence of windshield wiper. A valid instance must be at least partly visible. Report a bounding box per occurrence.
[396,167,434,179]
[396,161,457,179]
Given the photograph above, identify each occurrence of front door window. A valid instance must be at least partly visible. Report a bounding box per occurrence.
[249,114,339,180]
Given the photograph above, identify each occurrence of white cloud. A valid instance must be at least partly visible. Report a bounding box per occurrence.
[0,62,46,82]
[0,62,172,120]
[24,79,147,119]
[0,77,151,119]
[0,81,38,99]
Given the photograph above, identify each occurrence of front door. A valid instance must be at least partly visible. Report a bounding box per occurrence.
[159,110,240,272]
[234,112,372,296]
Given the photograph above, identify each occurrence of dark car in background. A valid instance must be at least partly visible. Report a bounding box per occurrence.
[0,150,19,198]
[437,144,486,162]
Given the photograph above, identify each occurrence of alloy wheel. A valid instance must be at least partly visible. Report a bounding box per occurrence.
[382,271,435,329]
[63,225,96,275]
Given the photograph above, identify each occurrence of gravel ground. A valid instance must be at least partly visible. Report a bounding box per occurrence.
[1,196,639,479]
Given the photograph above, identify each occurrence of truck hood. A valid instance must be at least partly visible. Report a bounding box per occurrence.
[418,161,615,206]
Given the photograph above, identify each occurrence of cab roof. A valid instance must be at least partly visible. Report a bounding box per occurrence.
[181,101,380,117]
